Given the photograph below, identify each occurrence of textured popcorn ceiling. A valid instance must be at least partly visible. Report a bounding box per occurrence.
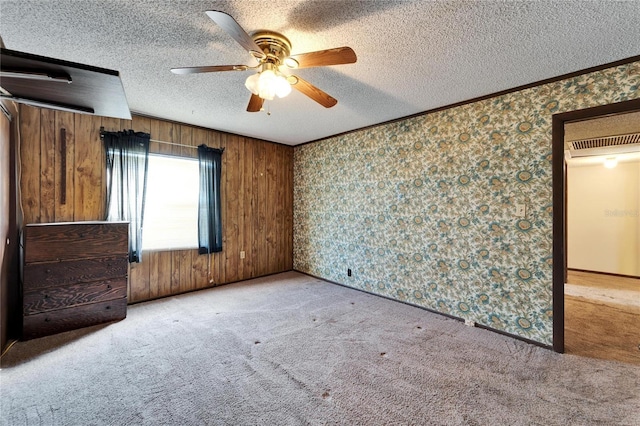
[1,0,639,145]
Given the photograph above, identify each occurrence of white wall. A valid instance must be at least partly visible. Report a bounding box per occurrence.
[567,158,640,276]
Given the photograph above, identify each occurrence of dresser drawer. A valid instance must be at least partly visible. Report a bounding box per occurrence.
[23,278,127,315]
[23,257,128,291]
[23,298,127,340]
[24,222,128,263]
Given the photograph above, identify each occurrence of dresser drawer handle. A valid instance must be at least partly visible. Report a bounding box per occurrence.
[105,306,111,310]
[44,318,50,322]
[46,269,51,274]
[107,284,112,289]
[43,294,49,299]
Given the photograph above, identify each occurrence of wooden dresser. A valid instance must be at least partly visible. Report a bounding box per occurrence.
[22,221,129,339]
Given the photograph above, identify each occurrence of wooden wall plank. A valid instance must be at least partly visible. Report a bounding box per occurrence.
[157,251,172,297]
[273,145,281,272]
[180,125,195,158]
[20,105,41,224]
[129,252,150,302]
[171,252,181,293]
[148,251,159,299]
[242,138,254,279]
[178,250,192,292]
[257,142,268,276]
[132,116,152,135]
[170,122,181,156]
[101,117,121,133]
[148,251,172,299]
[149,119,161,153]
[266,143,277,274]
[251,142,263,276]
[276,145,286,272]
[192,127,208,148]
[39,109,56,223]
[153,120,178,155]
[249,141,259,278]
[73,114,103,221]
[191,250,208,289]
[121,119,132,132]
[55,112,75,222]
[285,148,294,269]
[224,135,240,283]
[236,137,246,280]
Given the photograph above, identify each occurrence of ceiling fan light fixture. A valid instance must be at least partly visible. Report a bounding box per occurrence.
[244,72,260,95]
[257,69,277,100]
[274,75,291,98]
[284,57,299,69]
[245,69,291,100]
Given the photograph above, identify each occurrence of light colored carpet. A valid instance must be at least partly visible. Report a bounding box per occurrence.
[1,271,639,425]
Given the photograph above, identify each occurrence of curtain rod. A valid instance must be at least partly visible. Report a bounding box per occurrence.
[151,139,224,154]
[99,127,214,150]
[150,138,197,149]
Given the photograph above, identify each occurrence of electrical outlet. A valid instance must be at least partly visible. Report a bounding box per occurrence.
[515,203,526,217]
[240,251,245,259]
[465,319,475,327]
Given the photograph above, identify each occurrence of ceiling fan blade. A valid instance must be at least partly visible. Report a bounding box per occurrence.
[288,47,356,69]
[205,11,265,59]
[171,65,248,75]
[247,94,264,112]
[291,76,337,108]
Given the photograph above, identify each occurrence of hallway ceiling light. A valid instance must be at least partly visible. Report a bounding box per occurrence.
[603,157,618,169]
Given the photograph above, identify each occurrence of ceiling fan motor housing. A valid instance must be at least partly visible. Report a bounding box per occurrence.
[251,31,292,67]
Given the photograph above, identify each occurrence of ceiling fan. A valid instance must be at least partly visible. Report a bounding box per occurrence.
[171,11,357,112]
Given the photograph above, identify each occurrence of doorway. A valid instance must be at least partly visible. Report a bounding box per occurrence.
[564,112,640,363]
[552,98,640,359]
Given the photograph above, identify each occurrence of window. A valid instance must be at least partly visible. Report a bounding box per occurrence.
[141,154,199,251]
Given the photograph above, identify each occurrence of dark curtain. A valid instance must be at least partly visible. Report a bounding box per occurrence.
[197,144,223,254]
[103,130,150,263]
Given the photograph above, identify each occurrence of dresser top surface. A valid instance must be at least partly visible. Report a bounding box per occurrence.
[26,221,129,227]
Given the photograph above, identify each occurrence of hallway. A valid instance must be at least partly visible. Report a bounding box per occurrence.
[565,270,640,365]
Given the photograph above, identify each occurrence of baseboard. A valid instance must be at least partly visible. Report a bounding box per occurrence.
[295,270,553,351]
[567,268,640,280]
[127,269,296,305]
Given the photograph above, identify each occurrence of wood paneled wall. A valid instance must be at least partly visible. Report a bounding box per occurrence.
[19,105,293,303]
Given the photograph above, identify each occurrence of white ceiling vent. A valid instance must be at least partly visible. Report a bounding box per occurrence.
[565,133,640,158]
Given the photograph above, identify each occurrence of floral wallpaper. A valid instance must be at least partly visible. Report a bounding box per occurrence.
[293,61,640,345]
